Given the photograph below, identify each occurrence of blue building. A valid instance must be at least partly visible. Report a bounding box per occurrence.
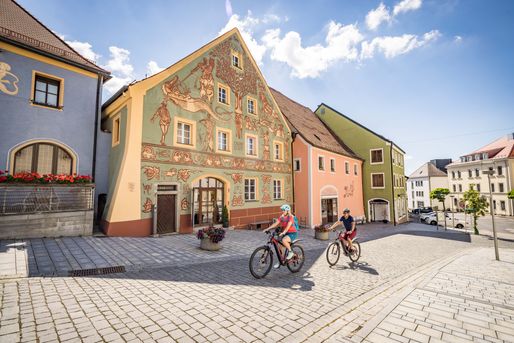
[0,0,111,236]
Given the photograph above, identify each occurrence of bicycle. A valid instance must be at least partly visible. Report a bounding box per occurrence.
[249,230,305,279]
[326,230,361,266]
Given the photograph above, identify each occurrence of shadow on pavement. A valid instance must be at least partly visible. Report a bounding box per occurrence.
[330,261,379,275]
[398,229,472,243]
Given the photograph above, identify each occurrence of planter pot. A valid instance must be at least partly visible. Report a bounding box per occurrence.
[200,237,221,251]
[315,231,329,240]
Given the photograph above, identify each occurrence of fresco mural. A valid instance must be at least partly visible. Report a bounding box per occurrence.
[0,61,19,95]
[140,33,292,227]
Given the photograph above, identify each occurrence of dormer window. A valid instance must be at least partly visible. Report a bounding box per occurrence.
[482,153,488,160]
[475,154,481,160]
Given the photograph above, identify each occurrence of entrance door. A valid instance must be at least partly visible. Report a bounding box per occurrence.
[321,198,338,225]
[157,194,176,234]
[192,177,224,226]
[370,200,389,222]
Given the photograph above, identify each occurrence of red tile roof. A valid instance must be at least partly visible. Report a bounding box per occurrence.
[0,0,109,76]
[270,88,359,159]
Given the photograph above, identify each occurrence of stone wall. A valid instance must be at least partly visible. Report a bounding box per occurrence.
[0,211,93,239]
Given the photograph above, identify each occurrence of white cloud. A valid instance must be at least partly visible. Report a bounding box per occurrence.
[366,3,391,31]
[263,21,363,78]
[454,35,462,43]
[361,29,440,59]
[393,0,422,16]
[103,46,134,94]
[225,0,232,18]
[218,11,268,64]
[66,40,100,62]
[146,60,164,76]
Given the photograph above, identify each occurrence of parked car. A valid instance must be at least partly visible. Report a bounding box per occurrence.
[412,207,433,215]
[420,212,436,222]
[424,213,466,229]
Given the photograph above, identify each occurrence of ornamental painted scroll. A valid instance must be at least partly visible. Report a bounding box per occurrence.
[0,62,19,95]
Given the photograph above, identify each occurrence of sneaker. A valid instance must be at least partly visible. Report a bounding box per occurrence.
[286,251,294,260]
[273,262,280,269]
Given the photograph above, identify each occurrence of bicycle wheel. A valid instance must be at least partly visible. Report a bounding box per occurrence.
[326,242,340,266]
[249,246,273,279]
[287,245,305,273]
[348,241,361,262]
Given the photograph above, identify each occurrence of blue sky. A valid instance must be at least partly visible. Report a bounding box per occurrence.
[18,0,514,174]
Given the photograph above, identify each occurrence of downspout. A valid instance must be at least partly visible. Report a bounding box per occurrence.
[291,132,297,216]
[92,75,103,181]
[390,143,396,226]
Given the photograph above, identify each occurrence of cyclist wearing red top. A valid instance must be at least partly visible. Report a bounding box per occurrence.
[263,204,298,268]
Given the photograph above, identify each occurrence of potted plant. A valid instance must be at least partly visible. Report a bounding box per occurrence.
[221,205,229,228]
[314,225,330,240]
[197,225,226,251]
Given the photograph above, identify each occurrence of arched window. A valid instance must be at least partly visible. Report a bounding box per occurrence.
[13,142,73,175]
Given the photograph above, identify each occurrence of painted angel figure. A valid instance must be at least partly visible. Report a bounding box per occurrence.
[150,101,171,145]
[0,62,19,95]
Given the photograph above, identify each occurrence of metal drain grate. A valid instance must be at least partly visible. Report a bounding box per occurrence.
[68,266,126,277]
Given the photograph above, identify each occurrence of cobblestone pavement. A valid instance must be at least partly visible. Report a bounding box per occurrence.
[1,225,513,343]
[1,222,443,278]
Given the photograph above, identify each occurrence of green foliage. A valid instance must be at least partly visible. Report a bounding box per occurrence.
[509,189,514,199]
[221,205,229,228]
[463,189,489,235]
[430,188,450,202]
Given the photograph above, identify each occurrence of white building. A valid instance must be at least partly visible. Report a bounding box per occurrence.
[407,162,448,210]
[447,133,514,216]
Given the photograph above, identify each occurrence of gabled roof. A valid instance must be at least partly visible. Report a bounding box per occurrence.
[469,133,514,159]
[409,162,447,178]
[0,0,110,77]
[316,102,406,154]
[270,88,360,159]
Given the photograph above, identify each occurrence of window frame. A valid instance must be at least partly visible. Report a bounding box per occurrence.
[12,142,74,175]
[344,161,350,174]
[231,50,243,70]
[173,116,196,149]
[217,82,231,106]
[244,178,258,201]
[354,163,358,176]
[215,127,232,154]
[318,155,325,171]
[273,140,284,162]
[246,96,258,115]
[31,71,64,110]
[293,158,301,172]
[245,133,258,158]
[370,148,384,164]
[273,179,283,200]
[112,115,121,147]
[371,173,385,189]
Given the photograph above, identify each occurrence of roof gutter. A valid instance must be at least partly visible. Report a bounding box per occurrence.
[390,144,396,226]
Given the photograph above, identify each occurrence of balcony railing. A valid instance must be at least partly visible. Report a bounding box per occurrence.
[0,184,94,215]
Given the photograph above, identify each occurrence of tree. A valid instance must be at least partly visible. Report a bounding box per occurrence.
[463,189,488,235]
[430,188,450,229]
[509,189,514,199]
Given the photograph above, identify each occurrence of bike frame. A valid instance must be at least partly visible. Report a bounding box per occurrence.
[268,232,294,266]
[336,231,357,254]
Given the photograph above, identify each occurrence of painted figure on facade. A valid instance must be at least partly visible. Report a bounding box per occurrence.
[199,115,215,152]
[0,62,19,95]
[187,57,215,101]
[150,101,171,145]
[235,112,243,138]
[142,146,157,160]
[263,131,270,160]
[142,198,153,213]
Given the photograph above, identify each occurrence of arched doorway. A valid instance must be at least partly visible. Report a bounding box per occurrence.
[192,177,225,226]
[369,198,390,222]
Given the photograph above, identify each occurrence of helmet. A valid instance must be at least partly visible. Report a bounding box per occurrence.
[343,208,350,213]
[280,204,291,211]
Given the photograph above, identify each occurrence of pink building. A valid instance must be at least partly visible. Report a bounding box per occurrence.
[271,89,365,227]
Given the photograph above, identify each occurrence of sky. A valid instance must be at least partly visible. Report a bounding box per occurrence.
[17,0,514,175]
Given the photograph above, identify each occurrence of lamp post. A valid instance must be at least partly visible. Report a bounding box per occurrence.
[450,195,455,228]
[483,169,499,261]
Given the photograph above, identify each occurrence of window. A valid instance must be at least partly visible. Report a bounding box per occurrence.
[244,179,256,201]
[498,166,503,176]
[491,183,495,192]
[318,156,325,171]
[13,142,73,175]
[247,97,257,115]
[371,173,385,188]
[354,164,358,175]
[475,169,479,177]
[177,122,191,145]
[330,159,336,173]
[468,170,472,178]
[458,184,462,192]
[231,51,242,69]
[452,185,456,192]
[493,200,497,210]
[452,171,455,179]
[477,184,481,192]
[273,180,283,199]
[457,171,461,178]
[370,149,383,164]
[273,141,284,161]
[345,161,349,174]
[216,128,232,153]
[33,74,61,108]
[499,183,504,192]
[412,191,414,198]
[112,116,120,146]
[500,201,506,211]
[217,83,230,105]
[482,153,488,160]
[294,159,301,172]
[246,134,258,157]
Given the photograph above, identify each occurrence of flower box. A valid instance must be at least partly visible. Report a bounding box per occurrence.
[197,225,226,251]
[200,237,221,251]
[314,225,330,240]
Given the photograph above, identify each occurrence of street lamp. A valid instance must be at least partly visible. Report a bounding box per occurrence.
[449,195,455,228]
[482,169,499,261]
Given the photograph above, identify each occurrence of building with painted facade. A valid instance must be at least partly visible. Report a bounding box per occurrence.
[0,0,111,237]
[270,88,364,227]
[447,133,514,216]
[315,104,408,224]
[407,162,448,211]
[101,29,293,236]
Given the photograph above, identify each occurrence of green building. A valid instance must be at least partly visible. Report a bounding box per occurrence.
[315,104,408,225]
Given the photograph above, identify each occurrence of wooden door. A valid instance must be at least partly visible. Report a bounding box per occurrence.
[157,194,176,234]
